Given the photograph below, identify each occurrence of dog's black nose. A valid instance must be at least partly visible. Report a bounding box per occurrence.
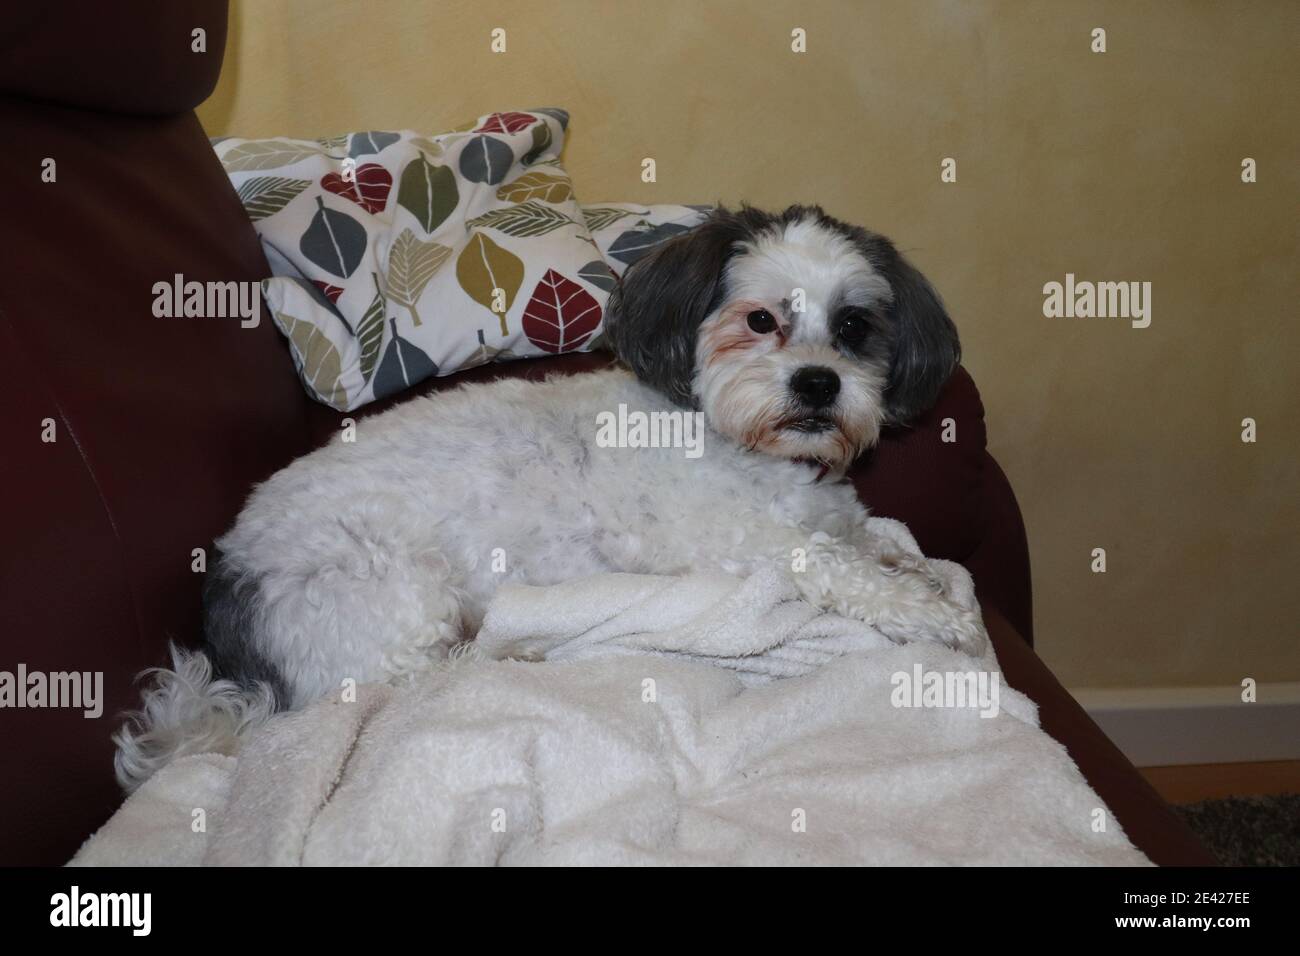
[789,366,840,407]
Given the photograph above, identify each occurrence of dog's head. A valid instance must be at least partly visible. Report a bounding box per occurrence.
[605,205,960,470]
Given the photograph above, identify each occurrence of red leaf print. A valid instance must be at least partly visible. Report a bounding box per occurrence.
[476,111,537,135]
[320,163,392,214]
[522,269,603,354]
[312,280,345,304]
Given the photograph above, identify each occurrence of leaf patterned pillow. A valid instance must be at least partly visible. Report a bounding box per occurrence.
[579,202,713,275]
[216,109,618,411]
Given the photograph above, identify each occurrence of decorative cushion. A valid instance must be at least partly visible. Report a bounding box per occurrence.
[215,108,618,410]
[581,202,711,274]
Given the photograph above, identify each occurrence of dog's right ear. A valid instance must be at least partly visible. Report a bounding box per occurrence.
[604,208,747,406]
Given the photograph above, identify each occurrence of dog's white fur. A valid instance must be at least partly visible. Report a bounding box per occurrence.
[115,209,985,790]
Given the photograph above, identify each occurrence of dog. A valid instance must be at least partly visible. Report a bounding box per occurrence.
[114,204,986,789]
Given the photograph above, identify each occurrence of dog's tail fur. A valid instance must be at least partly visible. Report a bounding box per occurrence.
[112,644,278,792]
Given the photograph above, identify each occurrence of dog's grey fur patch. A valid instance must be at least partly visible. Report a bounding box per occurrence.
[202,549,289,709]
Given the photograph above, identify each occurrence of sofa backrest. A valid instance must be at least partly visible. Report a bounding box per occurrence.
[0,0,313,864]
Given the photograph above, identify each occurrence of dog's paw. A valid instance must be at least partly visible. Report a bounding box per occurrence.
[791,538,988,657]
[925,602,988,657]
[867,591,986,656]
[854,568,988,656]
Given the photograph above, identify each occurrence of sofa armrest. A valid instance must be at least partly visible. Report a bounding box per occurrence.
[965,452,1034,645]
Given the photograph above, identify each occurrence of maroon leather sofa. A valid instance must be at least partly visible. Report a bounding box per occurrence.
[0,1,1213,865]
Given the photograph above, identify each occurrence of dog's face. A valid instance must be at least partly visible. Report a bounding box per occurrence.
[606,205,960,470]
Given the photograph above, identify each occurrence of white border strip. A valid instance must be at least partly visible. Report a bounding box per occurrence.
[1069,682,1300,767]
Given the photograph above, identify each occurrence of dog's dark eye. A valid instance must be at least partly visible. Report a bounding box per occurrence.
[746,309,778,333]
[836,311,870,346]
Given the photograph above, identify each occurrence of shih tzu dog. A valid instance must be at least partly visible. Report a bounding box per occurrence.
[116,204,986,788]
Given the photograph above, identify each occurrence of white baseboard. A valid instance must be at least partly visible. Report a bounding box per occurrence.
[1069,682,1300,768]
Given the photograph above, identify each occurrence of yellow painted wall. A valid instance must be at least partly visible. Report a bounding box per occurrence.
[198,0,1300,690]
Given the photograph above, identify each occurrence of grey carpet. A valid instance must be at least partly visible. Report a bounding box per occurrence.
[1173,793,1300,867]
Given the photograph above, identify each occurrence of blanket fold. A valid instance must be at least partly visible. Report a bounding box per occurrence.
[72,544,1149,866]
[476,565,895,681]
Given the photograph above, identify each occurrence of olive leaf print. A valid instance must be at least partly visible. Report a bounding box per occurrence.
[475,112,537,134]
[607,221,693,266]
[386,229,451,327]
[409,137,444,159]
[577,259,618,293]
[580,206,648,233]
[348,131,400,159]
[373,318,438,401]
[522,120,553,166]
[221,139,323,172]
[321,163,393,214]
[315,133,349,151]
[410,132,478,158]
[456,231,524,337]
[272,310,349,409]
[458,135,515,185]
[357,273,387,382]
[397,153,458,234]
[236,176,311,221]
[466,200,578,238]
[456,329,518,372]
[300,196,367,278]
[522,269,603,353]
[496,171,573,204]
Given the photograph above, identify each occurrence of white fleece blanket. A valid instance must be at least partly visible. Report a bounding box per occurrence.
[72,526,1148,866]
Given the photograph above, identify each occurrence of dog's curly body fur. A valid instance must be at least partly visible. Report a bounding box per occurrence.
[116,204,985,788]
[213,366,982,708]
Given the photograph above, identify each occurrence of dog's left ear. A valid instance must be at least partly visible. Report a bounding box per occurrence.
[879,255,961,424]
